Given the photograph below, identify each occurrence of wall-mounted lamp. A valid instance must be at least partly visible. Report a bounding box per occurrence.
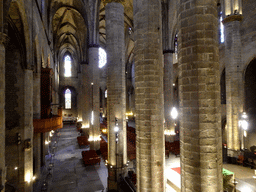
[171,107,178,120]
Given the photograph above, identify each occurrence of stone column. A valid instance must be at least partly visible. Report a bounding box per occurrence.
[134,0,164,191]
[223,15,243,154]
[23,69,33,192]
[163,50,175,140]
[77,72,83,121]
[105,1,127,190]
[33,72,41,179]
[178,0,222,191]
[0,32,8,192]
[81,64,92,133]
[89,46,100,150]
[101,86,107,118]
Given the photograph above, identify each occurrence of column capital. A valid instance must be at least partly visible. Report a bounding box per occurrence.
[102,0,125,5]
[0,32,9,47]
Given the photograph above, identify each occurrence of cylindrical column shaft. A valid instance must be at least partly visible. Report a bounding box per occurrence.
[24,69,33,192]
[134,0,164,191]
[33,72,41,179]
[164,52,175,140]
[178,0,222,191]
[223,17,243,154]
[0,32,7,192]
[106,2,126,190]
[89,47,100,150]
[81,64,92,132]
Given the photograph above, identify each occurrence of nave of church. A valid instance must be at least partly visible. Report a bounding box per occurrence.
[1,0,256,192]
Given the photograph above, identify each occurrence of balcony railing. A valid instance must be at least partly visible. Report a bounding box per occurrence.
[33,115,63,133]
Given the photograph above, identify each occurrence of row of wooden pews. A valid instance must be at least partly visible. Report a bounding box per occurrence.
[77,135,90,147]
[76,129,101,166]
[81,150,101,166]
[127,126,136,160]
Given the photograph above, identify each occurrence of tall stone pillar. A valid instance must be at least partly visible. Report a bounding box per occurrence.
[105,1,127,190]
[163,51,175,140]
[81,64,92,132]
[89,46,100,150]
[178,0,222,191]
[134,0,165,191]
[33,72,41,179]
[77,72,83,121]
[23,69,34,192]
[0,32,8,192]
[101,86,107,118]
[223,15,243,154]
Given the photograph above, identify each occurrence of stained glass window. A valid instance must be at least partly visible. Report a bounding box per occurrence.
[174,34,178,60]
[64,55,71,77]
[65,89,71,109]
[220,12,225,43]
[99,48,107,68]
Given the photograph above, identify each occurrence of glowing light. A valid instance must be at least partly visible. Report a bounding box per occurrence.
[14,167,18,170]
[242,112,248,119]
[114,126,119,132]
[99,47,107,68]
[125,112,133,116]
[91,111,94,125]
[164,130,176,136]
[102,128,107,133]
[171,107,178,119]
[244,130,247,137]
[239,120,248,130]
[88,135,101,141]
[32,176,36,181]
[45,140,50,145]
[82,124,90,129]
[25,172,31,183]
[49,132,53,137]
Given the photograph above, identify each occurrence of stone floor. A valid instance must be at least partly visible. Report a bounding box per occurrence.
[35,123,256,192]
[35,123,107,192]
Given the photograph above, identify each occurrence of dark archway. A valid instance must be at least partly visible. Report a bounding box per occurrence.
[245,59,256,114]
[245,59,256,133]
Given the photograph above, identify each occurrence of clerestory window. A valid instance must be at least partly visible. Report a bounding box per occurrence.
[64,55,71,77]
[220,12,225,43]
[99,47,107,68]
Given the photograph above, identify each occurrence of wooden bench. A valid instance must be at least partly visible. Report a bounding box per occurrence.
[82,150,101,166]
[77,136,90,147]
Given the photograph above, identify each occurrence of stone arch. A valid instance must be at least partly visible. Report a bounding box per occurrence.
[52,6,87,69]
[6,0,32,69]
